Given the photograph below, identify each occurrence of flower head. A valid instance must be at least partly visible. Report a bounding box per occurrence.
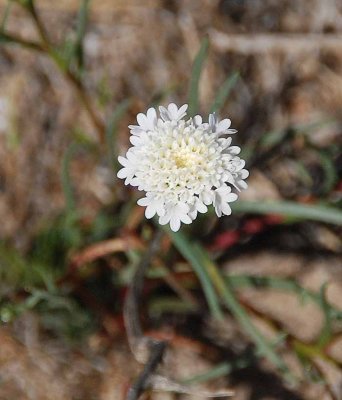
[118,103,249,231]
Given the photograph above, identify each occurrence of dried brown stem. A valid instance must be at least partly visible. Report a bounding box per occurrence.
[123,229,168,400]
[0,31,44,51]
[124,229,165,358]
[126,341,167,400]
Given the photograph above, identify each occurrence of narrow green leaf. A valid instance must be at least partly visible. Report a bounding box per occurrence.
[231,200,342,226]
[166,228,224,320]
[318,151,337,194]
[167,229,292,380]
[188,37,209,117]
[148,297,197,317]
[317,283,333,348]
[61,37,76,66]
[0,241,28,292]
[0,1,12,33]
[294,161,313,187]
[182,334,288,385]
[61,0,90,71]
[182,360,246,385]
[61,143,79,213]
[210,71,239,114]
[74,0,90,71]
[106,98,131,170]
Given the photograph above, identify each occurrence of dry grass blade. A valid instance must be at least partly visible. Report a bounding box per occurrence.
[210,29,342,54]
[70,236,143,269]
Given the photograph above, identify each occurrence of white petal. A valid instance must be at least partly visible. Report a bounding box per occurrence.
[216,185,232,196]
[221,202,232,216]
[225,173,237,187]
[208,113,216,130]
[118,156,128,166]
[176,202,190,215]
[235,160,245,171]
[130,136,142,146]
[145,205,156,219]
[159,214,170,225]
[178,104,188,114]
[188,209,197,220]
[168,103,178,118]
[147,107,156,119]
[129,178,140,186]
[128,125,144,135]
[170,217,181,232]
[137,113,148,129]
[180,214,192,224]
[159,106,170,121]
[193,115,202,126]
[217,119,231,132]
[238,180,248,189]
[146,107,157,129]
[117,168,129,179]
[137,197,149,206]
[239,169,249,179]
[156,204,166,217]
[228,146,241,155]
[201,189,214,205]
[226,193,238,202]
[126,150,138,162]
[214,204,222,217]
[197,201,207,213]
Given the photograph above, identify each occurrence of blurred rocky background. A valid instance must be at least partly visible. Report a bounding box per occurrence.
[0,1,341,399]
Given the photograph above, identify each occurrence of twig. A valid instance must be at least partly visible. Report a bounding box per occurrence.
[64,69,106,142]
[25,0,50,48]
[126,341,167,400]
[13,0,106,143]
[124,228,164,356]
[0,31,44,51]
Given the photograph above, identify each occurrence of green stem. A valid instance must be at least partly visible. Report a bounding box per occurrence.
[168,230,224,320]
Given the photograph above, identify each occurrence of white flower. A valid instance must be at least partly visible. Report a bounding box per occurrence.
[117,104,249,232]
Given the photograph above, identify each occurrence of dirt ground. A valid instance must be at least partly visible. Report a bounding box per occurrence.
[0,1,341,399]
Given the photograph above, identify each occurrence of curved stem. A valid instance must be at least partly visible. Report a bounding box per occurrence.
[124,229,168,400]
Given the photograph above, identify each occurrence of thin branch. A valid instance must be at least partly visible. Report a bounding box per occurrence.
[22,0,106,143]
[0,31,44,51]
[126,341,167,400]
[64,69,106,141]
[25,0,50,48]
